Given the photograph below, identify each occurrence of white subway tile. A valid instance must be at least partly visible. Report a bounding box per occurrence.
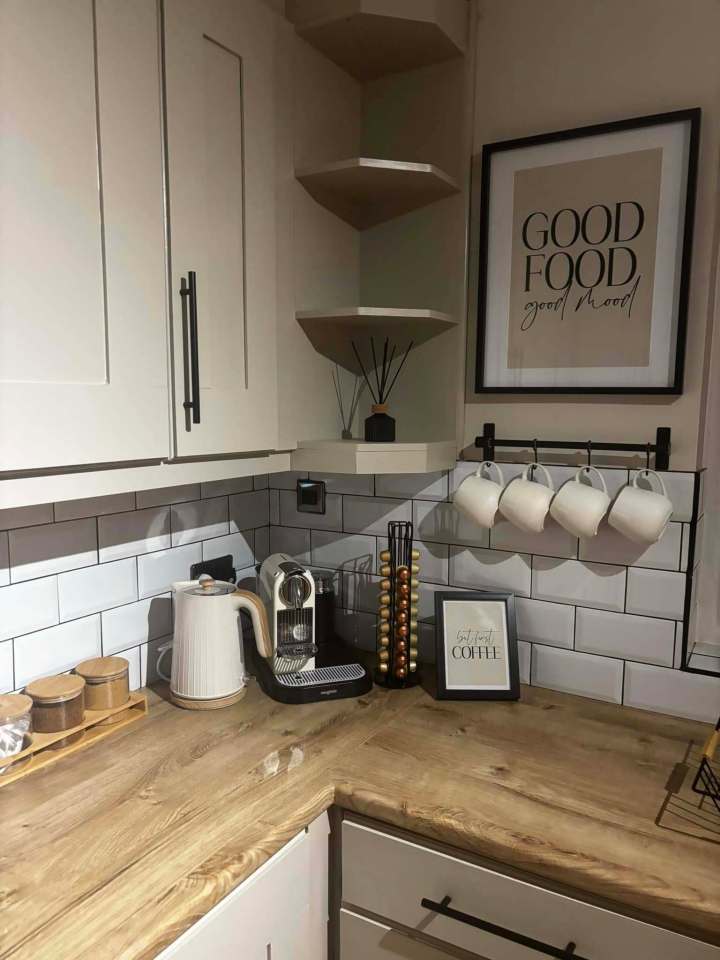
[202,530,255,571]
[413,500,489,549]
[339,571,381,614]
[518,640,531,684]
[137,543,201,599]
[0,532,8,587]
[532,557,625,612]
[343,496,410,536]
[115,645,141,691]
[54,493,135,522]
[98,507,171,563]
[268,470,307,490]
[311,531,376,573]
[626,568,686,620]
[253,474,269,490]
[309,473,374,495]
[629,470,696,522]
[515,597,574,648]
[575,607,675,667]
[171,497,229,546]
[269,489,280,525]
[229,490,271,531]
[14,615,101,687]
[680,523,690,572]
[417,581,466,621]
[0,640,13,692]
[688,652,720,672]
[0,576,58,641]
[200,477,253,498]
[532,645,623,703]
[449,546,531,597]
[334,609,376,652]
[490,518,578,560]
[58,558,137,621]
[378,538,449,584]
[579,522,681,571]
[0,503,53,532]
[136,484,200,509]
[9,518,97,583]
[279,490,341,531]
[139,634,174,686]
[101,594,173,655]
[375,472,448,501]
[624,661,720,723]
[254,527,269,565]
[269,526,311,563]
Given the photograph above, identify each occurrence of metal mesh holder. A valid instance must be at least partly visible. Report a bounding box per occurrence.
[692,718,720,814]
[376,521,420,689]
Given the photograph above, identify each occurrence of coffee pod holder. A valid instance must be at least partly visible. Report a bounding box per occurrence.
[376,521,421,688]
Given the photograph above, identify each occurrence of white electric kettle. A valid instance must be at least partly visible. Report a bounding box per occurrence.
[157,576,272,710]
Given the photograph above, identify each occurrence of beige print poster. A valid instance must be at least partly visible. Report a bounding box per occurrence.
[508,148,662,368]
[443,600,509,689]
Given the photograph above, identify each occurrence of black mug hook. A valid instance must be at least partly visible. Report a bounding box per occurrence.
[530,439,539,478]
[646,443,652,472]
[586,441,592,468]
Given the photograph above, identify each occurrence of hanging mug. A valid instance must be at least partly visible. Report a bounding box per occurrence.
[550,466,611,539]
[607,470,673,544]
[499,463,555,534]
[454,461,505,529]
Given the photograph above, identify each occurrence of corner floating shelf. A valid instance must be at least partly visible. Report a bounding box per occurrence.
[296,158,460,229]
[291,439,456,475]
[288,0,468,81]
[296,306,457,373]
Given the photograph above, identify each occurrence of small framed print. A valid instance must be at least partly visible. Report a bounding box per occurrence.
[434,592,520,701]
[475,108,700,394]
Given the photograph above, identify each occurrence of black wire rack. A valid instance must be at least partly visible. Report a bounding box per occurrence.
[692,718,720,814]
[376,521,421,689]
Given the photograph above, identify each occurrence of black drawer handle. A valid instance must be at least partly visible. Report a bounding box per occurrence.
[421,896,588,960]
[180,270,201,424]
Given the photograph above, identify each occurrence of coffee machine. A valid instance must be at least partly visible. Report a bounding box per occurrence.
[254,554,371,703]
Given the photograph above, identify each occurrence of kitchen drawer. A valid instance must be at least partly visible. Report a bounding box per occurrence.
[342,820,719,960]
[340,909,463,960]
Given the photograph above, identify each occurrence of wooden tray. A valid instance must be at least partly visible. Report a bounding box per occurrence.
[0,692,148,788]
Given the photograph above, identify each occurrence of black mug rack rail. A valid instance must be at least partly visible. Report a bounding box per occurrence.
[474,422,671,472]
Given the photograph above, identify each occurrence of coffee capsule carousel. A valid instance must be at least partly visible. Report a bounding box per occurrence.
[376,521,420,688]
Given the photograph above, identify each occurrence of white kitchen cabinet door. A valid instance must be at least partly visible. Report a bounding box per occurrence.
[0,0,169,472]
[163,0,280,458]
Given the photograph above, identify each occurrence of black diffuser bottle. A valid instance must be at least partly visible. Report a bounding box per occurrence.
[352,336,413,444]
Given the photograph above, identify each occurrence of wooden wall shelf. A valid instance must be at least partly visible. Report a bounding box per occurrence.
[296,158,459,229]
[291,439,456,474]
[296,306,457,372]
[287,0,467,81]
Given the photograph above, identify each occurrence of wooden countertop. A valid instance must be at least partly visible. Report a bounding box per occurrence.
[1,680,718,959]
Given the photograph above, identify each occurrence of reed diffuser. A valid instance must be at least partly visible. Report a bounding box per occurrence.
[351,337,414,443]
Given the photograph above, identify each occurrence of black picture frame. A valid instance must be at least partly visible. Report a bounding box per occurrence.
[434,591,520,701]
[474,108,701,395]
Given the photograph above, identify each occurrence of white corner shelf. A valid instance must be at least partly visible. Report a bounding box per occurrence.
[287,0,467,81]
[291,439,457,474]
[296,158,459,229]
[296,306,457,372]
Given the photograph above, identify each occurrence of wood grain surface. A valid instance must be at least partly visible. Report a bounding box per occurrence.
[0,681,717,960]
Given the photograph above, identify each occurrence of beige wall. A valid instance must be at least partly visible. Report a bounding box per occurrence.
[465,0,720,471]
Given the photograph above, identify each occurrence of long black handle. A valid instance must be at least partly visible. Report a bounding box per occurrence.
[181,270,201,424]
[421,896,587,960]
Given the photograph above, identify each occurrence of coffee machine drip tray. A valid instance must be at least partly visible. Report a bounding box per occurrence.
[253,651,372,704]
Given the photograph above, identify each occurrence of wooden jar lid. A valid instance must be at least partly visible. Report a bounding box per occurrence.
[26,674,85,704]
[0,693,32,723]
[75,656,129,683]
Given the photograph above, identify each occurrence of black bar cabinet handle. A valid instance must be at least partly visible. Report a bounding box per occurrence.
[181,270,201,424]
[421,896,588,960]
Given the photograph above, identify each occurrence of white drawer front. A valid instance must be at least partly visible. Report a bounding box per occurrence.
[340,909,461,960]
[342,821,719,960]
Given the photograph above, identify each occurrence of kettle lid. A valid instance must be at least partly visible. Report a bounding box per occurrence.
[183,575,236,597]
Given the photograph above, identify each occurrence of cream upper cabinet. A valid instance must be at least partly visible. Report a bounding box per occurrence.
[0,0,169,473]
[163,0,280,458]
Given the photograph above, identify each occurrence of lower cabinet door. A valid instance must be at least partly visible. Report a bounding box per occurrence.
[340,910,464,960]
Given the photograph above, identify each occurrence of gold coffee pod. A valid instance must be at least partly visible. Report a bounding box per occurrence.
[379,635,390,647]
[380,564,391,577]
[411,578,419,588]
[378,649,389,663]
[379,608,390,620]
[380,579,391,591]
[379,549,391,562]
[379,591,391,605]
[409,660,417,672]
[379,622,390,635]
[378,662,389,674]
[411,549,420,560]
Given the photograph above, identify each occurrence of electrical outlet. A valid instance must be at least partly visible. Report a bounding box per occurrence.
[297,478,326,514]
[190,554,236,583]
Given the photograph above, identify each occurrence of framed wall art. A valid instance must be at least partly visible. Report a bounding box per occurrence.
[434,591,520,701]
[475,109,700,394]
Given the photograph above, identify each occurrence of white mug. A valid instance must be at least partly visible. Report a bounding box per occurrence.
[454,461,505,529]
[608,470,673,544]
[550,466,610,539]
[499,463,555,534]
